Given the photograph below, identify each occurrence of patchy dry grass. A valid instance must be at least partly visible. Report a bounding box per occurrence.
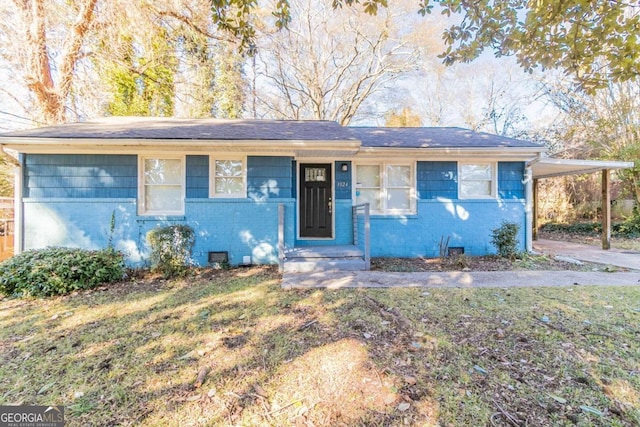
[0,267,639,426]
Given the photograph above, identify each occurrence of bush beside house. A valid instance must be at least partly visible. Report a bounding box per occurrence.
[0,247,125,298]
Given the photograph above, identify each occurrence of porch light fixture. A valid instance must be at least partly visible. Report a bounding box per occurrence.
[341,163,349,172]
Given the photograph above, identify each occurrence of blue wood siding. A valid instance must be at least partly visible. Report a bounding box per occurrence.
[247,156,293,200]
[498,162,525,199]
[24,154,136,198]
[417,161,457,199]
[186,155,209,198]
[291,160,297,199]
[334,161,352,199]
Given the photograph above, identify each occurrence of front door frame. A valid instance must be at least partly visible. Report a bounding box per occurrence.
[296,160,335,240]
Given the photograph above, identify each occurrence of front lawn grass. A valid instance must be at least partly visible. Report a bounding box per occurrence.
[0,267,638,426]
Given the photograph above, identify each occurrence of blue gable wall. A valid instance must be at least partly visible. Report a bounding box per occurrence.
[24,154,136,198]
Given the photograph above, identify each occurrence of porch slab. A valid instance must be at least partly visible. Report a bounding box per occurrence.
[283,245,367,273]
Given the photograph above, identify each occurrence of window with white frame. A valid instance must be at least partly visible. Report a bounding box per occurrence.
[355,162,415,214]
[139,156,185,215]
[210,157,246,197]
[459,162,496,198]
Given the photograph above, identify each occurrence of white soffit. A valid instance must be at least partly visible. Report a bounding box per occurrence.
[531,158,634,179]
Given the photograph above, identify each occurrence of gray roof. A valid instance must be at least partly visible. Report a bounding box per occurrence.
[1,117,356,141]
[0,117,543,149]
[349,127,542,148]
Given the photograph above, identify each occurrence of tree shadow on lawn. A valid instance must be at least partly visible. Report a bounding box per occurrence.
[0,268,439,426]
[2,269,639,426]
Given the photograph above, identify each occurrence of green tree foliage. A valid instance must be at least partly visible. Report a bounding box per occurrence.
[211,42,246,118]
[6,0,635,124]
[103,30,177,117]
[97,6,245,119]
[217,0,639,91]
[544,77,640,205]
[429,0,640,92]
[177,32,217,118]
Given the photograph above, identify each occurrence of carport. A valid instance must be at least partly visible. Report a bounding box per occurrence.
[528,158,635,250]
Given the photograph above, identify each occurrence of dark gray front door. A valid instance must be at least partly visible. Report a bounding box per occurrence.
[299,163,332,238]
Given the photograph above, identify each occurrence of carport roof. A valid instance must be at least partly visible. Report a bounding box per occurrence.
[530,158,634,179]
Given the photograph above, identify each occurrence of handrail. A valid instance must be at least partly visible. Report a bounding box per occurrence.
[351,203,370,270]
[278,204,285,273]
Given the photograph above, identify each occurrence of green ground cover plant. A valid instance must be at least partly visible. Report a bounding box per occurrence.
[0,268,638,426]
[542,216,640,239]
[0,247,124,297]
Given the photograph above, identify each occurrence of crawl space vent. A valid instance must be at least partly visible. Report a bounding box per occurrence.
[208,251,228,264]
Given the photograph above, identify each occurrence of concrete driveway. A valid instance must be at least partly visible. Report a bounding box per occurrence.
[533,239,640,270]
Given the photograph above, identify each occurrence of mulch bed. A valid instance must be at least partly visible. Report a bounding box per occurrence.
[371,254,594,272]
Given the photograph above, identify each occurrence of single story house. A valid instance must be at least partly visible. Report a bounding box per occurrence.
[0,117,555,270]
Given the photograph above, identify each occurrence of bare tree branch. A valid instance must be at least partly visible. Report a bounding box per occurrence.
[254,0,425,125]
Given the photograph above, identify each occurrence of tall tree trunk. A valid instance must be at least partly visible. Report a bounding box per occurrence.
[16,0,98,124]
[632,171,640,206]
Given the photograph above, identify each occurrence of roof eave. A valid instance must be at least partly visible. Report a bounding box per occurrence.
[357,146,546,159]
[0,137,361,155]
[531,158,635,179]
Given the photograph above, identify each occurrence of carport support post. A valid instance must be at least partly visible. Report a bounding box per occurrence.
[532,178,539,241]
[524,166,534,252]
[601,169,611,250]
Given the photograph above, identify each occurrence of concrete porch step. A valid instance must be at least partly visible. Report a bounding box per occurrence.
[283,258,367,273]
[283,245,367,273]
[284,245,364,259]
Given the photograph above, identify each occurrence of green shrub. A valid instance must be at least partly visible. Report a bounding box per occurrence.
[541,222,601,234]
[146,225,195,278]
[491,221,521,259]
[614,205,640,237]
[0,247,125,298]
[542,216,640,238]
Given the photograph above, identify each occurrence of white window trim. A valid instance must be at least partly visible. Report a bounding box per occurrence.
[458,161,497,199]
[209,155,247,198]
[354,161,417,215]
[138,155,186,216]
